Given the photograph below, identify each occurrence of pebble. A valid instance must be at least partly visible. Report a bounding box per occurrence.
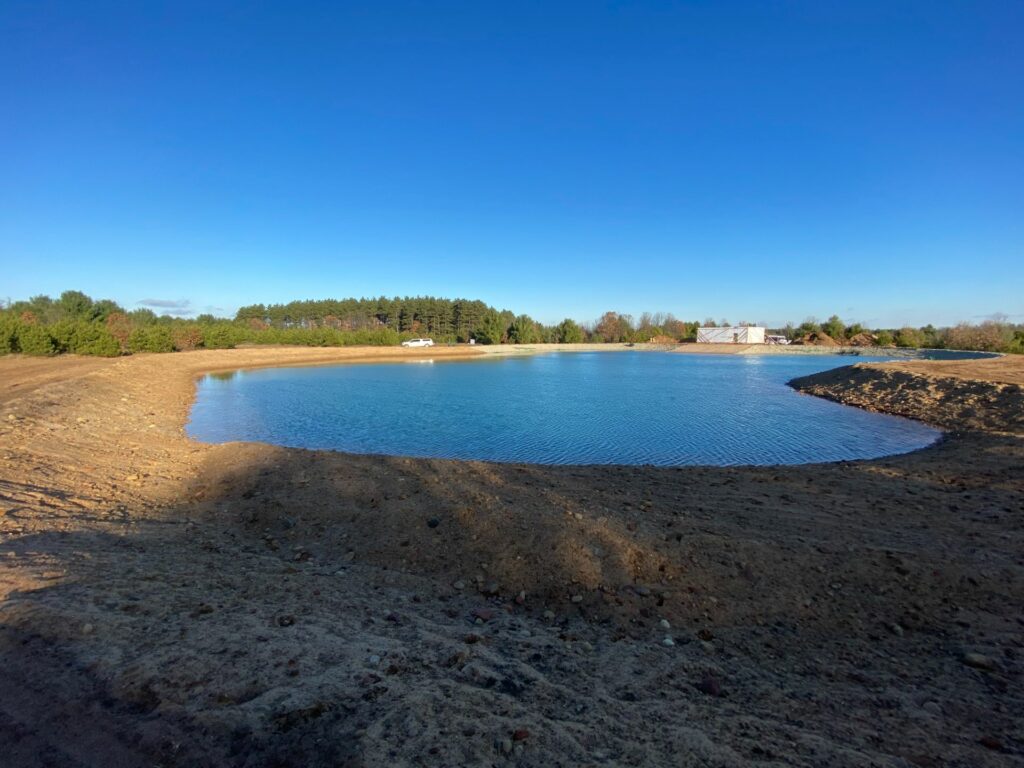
[427,517,440,528]
[570,594,583,604]
[962,652,996,671]
[512,728,530,742]
[700,641,715,653]
[81,623,94,635]
[696,673,722,696]
[277,615,295,627]
[662,637,675,647]
[979,736,1004,752]
[889,623,904,637]
[659,619,671,629]
[481,582,500,597]
[498,738,513,755]
[453,580,465,590]
[922,701,942,715]
[543,610,556,620]
[368,654,381,665]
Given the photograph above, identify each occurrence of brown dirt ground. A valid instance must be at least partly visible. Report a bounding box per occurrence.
[0,348,1021,767]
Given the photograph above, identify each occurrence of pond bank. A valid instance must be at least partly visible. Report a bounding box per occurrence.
[0,349,1021,767]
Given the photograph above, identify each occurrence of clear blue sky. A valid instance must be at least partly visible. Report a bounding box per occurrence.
[2,1,1021,327]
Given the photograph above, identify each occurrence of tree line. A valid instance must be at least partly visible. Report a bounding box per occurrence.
[1,290,1021,356]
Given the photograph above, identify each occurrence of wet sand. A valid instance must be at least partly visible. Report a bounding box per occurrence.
[0,348,1021,767]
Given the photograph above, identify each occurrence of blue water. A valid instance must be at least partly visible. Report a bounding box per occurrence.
[187,353,941,466]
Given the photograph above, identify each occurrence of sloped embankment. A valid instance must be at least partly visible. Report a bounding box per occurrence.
[790,361,1024,434]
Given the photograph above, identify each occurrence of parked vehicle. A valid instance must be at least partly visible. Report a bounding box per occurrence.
[401,338,435,347]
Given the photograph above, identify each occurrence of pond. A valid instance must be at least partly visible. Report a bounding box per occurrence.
[187,352,943,466]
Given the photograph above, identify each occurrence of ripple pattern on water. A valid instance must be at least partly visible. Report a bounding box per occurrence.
[186,352,941,466]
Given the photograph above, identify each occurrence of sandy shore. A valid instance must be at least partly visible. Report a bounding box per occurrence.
[0,348,1021,766]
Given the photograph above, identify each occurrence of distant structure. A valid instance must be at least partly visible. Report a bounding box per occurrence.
[696,326,766,344]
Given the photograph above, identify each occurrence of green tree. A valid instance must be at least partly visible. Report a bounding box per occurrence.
[473,311,507,345]
[508,314,539,344]
[17,324,57,356]
[894,327,925,348]
[129,326,175,353]
[822,315,845,340]
[556,318,584,343]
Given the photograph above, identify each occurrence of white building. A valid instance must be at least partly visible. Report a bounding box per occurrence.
[696,326,766,344]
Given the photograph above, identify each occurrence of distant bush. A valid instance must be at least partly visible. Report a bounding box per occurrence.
[17,324,58,356]
[129,326,175,353]
[944,322,1011,352]
[895,327,925,348]
[0,316,19,353]
[68,324,122,356]
[201,323,241,349]
[171,325,204,351]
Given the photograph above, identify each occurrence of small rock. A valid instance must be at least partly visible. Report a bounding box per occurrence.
[81,623,94,635]
[570,594,583,604]
[962,652,996,671]
[697,628,714,641]
[543,610,556,620]
[453,580,465,590]
[515,590,526,605]
[499,738,513,755]
[889,623,904,637]
[700,641,715,653]
[659,619,671,630]
[512,728,529,742]
[277,615,295,627]
[979,736,1004,752]
[427,517,440,528]
[922,701,942,715]
[481,582,500,597]
[662,637,675,647]
[696,673,721,696]
[368,654,381,665]
[464,633,483,644]
[472,607,495,622]
[635,586,651,596]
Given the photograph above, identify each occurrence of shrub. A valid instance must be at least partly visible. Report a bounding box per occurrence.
[105,312,133,351]
[70,324,121,356]
[0,316,21,353]
[17,324,57,356]
[171,325,204,351]
[202,323,241,349]
[129,326,175,353]
[895,327,924,348]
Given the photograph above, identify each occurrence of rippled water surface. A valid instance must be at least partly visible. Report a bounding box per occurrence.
[187,352,941,466]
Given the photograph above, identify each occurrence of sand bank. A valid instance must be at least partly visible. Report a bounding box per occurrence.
[0,349,1021,766]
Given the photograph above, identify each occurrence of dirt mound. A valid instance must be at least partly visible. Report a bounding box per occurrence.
[846,332,878,347]
[791,362,1024,433]
[794,330,840,346]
